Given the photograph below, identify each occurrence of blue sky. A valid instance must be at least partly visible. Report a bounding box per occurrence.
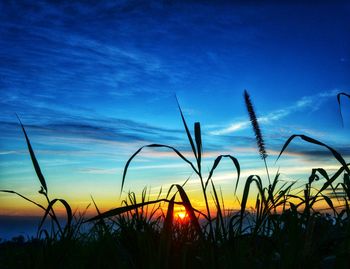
[0,1,350,216]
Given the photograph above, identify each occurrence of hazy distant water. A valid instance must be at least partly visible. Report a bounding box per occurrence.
[0,215,94,241]
[0,215,81,241]
[0,215,42,240]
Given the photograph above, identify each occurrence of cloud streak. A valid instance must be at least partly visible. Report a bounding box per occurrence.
[0,116,184,149]
[210,89,340,135]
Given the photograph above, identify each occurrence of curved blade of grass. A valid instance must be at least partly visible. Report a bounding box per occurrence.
[171,184,202,236]
[16,114,48,192]
[309,168,329,184]
[269,172,280,194]
[181,173,192,188]
[276,134,350,175]
[240,175,265,231]
[268,182,294,213]
[59,199,73,235]
[121,144,198,193]
[0,190,46,211]
[228,214,240,235]
[337,92,350,127]
[38,198,72,236]
[314,163,350,198]
[147,187,164,222]
[38,229,50,240]
[166,185,209,220]
[266,172,281,210]
[308,168,341,203]
[307,196,326,211]
[90,195,108,230]
[343,173,350,199]
[275,181,294,201]
[175,96,198,160]
[287,194,305,203]
[86,199,168,222]
[322,194,336,214]
[325,186,347,199]
[90,195,102,215]
[255,194,261,219]
[206,155,240,194]
[211,179,226,237]
[165,174,192,199]
[163,195,175,233]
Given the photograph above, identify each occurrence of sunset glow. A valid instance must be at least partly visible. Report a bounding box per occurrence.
[1,3,350,268]
[177,212,187,220]
[0,1,349,240]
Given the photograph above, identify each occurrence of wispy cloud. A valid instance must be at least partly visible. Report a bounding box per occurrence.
[0,116,183,145]
[231,145,350,160]
[210,89,340,135]
[0,151,17,155]
[79,168,119,175]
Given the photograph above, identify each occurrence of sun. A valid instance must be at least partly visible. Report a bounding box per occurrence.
[175,207,188,222]
[177,212,186,219]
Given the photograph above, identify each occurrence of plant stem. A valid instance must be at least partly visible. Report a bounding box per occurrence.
[199,173,214,241]
[263,158,271,186]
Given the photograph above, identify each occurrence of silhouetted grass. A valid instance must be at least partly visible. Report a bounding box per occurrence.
[1,92,349,269]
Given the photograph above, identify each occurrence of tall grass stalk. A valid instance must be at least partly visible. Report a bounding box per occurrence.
[243,90,271,185]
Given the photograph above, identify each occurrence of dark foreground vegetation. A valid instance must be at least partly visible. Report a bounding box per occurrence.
[1,92,350,269]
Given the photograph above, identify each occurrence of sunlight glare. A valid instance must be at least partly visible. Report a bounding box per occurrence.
[177,212,186,220]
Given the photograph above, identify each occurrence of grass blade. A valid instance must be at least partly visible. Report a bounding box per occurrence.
[0,190,46,211]
[175,96,198,160]
[86,199,167,222]
[322,194,336,214]
[194,122,202,171]
[38,198,72,237]
[90,195,109,231]
[276,134,350,175]
[309,168,329,184]
[121,144,198,194]
[16,114,48,192]
[316,163,350,194]
[211,180,226,237]
[171,184,202,236]
[337,92,350,127]
[240,175,265,231]
[163,195,175,233]
[206,155,240,194]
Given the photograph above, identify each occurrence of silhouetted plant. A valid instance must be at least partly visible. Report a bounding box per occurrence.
[244,90,270,185]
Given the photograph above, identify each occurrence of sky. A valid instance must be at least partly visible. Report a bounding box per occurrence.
[0,1,350,222]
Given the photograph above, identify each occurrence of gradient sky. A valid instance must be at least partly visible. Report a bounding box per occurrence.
[1,1,350,218]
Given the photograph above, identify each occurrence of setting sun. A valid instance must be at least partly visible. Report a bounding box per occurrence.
[177,212,186,220]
